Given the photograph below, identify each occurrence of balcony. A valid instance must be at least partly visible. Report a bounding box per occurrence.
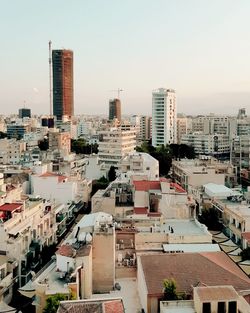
[56,225,67,237]
[0,273,13,288]
[56,213,66,224]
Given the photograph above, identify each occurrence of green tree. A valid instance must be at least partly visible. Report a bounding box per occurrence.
[38,138,49,151]
[0,132,7,139]
[241,247,250,261]
[43,293,69,313]
[198,207,222,231]
[71,139,98,154]
[91,176,109,197]
[108,166,116,182]
[163,278,178,300]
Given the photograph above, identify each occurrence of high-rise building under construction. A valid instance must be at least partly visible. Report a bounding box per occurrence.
[52,49,74,120]
[109,98,121,122]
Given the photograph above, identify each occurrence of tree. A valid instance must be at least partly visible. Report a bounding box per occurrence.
[0,132,7,139]
[91,176,109,197]
[241,247,250,261]
[163,278,178,300]
[38,138,49,151]
[108,166,116,182]
[198,207,223,231]
[43,294,69,313]
[71,139,98,154]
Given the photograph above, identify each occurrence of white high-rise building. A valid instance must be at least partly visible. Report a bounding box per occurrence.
[152,88,177,147]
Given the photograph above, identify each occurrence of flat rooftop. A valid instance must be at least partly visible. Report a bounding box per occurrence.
[34,261,70,295]
[160,300,195,313]
[161,219,208,235]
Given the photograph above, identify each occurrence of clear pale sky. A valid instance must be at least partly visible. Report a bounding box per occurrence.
[1,0,250,116]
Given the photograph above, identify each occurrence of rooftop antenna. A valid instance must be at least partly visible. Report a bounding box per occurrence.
[49,40,52,116]
[23,100,26,109]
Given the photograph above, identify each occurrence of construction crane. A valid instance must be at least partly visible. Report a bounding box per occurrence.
[110,88,124,99]
[48,40,52,116]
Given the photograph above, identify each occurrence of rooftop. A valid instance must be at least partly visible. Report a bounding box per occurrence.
[161,219,208,235]
[34,261,70,295]
[57,298,125,313]
[195,285,239,301]
[0,203,22,212]
[162,243,220,253]
[139,252,250,296]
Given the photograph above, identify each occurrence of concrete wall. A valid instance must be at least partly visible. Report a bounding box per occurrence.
[135,232,168,245]
[92,230,115,293]
[134,190,149,208]
[137,257,148,313]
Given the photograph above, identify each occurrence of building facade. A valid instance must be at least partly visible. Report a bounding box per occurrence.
[52,49,74,121]
[109,98,121,122]
[98,128,136,170]
[152,88,176,147]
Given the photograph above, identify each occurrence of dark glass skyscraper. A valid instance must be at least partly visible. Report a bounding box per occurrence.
[52,49,74,120]
[109,98,121,122]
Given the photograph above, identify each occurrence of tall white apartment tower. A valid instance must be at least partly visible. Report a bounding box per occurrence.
[152,88,177,147]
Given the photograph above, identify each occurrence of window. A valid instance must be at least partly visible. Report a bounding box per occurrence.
[218,302,226,313]
[228,301,237,313]
[202,302,211,313]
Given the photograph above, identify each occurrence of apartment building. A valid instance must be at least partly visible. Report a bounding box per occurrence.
[172,157,237,192]
[0,138,26,165]
[139,116,152,141]
[181,134,230,157]
[22,212,115,313]
[48,130,71,156]
[152,88,177,146]
[98,128,136,170]
[118,152,159,181]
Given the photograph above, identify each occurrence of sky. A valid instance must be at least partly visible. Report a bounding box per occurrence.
[1,0,250,116]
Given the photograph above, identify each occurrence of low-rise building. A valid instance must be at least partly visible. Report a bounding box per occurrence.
[181,134,230,157]
[21,212,115,313]
[118,152,159,181]
[137,252,250,313]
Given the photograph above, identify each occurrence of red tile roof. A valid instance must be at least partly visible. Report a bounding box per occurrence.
[139,252,250,296]
[104,300,124,313]
[57,299,125,313]
[0,203,22,212]
[56,244,76,258]
[242,232,250,243]
[134,207,148,214]
[39,172,68,183]
[170,182,186,193]
[195,286,239,301]
[133,180,161,191]
[148,212,161,217]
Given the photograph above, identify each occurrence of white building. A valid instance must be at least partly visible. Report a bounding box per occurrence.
[31,172,91,204]
[181,133,230,157]
[152,88,176,147]
[0,139,26,165]
[118,152,159,181]
[98,128,136,170]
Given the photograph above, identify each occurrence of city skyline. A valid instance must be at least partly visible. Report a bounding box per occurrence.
[1,0,250,116]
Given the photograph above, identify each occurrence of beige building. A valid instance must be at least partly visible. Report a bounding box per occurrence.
[172,157,236,192]
[0,138,26,165]
[48,129,71,156]
[118,152,159,181]
[98,128,136,170]
[137,252,250,313]
[176,117,187,144]
[22,212,116,313]
[160,286,250,313]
